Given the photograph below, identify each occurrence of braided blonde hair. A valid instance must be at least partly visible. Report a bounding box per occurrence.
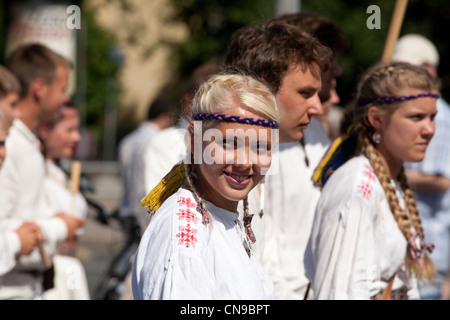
[352,62,438,281]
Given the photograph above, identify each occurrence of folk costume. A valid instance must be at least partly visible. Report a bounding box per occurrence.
[305,92,439,299]
[131,113,277,300]
[132,187,274,299]
[305,154,420,299]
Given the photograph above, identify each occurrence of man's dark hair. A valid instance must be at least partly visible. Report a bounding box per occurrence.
[274,12,348,54]
[147,98,173,120]
[6,43,72,98]
[224,20,332,93]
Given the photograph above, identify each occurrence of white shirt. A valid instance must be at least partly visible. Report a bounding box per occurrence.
[261,117,330,299]
[118,122,160,230]
[43,160,88,220]
[132,187,274,300]
[143,124,188,192]
[304,154,420,300]
[0,119,67,269]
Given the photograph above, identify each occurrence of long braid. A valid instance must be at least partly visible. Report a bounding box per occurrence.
[361,134,435,281]
[184,160,213,227]
[397,168,436,281]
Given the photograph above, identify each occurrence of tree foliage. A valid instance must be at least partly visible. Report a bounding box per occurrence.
[170,0,450,105]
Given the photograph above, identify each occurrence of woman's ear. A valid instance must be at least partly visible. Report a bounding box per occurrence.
[367,105,385,131]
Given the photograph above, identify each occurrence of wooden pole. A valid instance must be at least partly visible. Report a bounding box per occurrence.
[381,0,409,62]
[70,160,82,196]
[70,160,82,214]
[37,231,52,269]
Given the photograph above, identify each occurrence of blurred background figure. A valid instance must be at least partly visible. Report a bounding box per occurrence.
[0,43,83,300]
[1,63,42,277]
[392,34,450,300]
[38,101,90,300]
[0,120,6,168]
[118,98,175,233]
[0,65,20,136]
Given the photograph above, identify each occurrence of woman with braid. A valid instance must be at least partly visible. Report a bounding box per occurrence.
[305,61,439,300]
[132,73,278,299]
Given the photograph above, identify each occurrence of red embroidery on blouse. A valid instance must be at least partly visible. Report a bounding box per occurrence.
[177,197,197,209]
[362,164,376,182]
[357,164,375,200]
[177,209,199,225]
[176,224,198,248]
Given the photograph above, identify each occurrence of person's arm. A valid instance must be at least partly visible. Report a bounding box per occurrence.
[405,169,450,192]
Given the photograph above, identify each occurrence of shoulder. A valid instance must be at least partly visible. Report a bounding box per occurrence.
[148,188,204,251]
[322,155,380,204]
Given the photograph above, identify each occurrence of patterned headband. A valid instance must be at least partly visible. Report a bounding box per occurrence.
[191,113,279,128]
[357,92,439,105]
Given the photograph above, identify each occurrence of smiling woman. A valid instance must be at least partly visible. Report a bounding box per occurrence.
[133,72,278,300]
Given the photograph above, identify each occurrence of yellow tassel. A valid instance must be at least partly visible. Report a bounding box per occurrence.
[140,162,186,216]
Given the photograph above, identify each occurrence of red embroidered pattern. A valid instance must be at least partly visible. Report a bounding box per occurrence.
[177,209,199,225]
[357,164,375,200]
[176,224,198,248]
[362,164,376,182]
[177,197,197,209]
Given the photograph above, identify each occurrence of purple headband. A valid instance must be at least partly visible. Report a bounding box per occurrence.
[191,113,279,128]
[357,92,439,105]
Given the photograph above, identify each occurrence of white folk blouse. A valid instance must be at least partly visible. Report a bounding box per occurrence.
[132,187,274,300]
[304,154,420,300]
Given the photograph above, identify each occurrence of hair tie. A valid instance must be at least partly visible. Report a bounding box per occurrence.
[191,113,278,128]
[357,92,439,105]
[408,232,434,261]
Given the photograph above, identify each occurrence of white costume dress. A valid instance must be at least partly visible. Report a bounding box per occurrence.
[132,187,274,300]
[304,154,420,300]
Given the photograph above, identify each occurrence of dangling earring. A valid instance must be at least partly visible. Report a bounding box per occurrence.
[372,131,381,144]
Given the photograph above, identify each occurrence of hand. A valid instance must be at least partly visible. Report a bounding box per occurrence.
[15,222,42,256]
[55,213,85,240]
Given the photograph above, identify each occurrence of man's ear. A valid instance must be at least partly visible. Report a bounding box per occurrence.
[367,105,385,131]
[30,77,48,100]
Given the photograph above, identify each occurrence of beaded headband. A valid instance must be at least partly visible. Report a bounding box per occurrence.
[191,113,279,128]
[357,92,439,105]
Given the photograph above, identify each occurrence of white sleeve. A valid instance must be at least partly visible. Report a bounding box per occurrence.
[310,196,376,300]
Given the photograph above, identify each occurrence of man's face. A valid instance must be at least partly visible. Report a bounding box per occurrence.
[0,92,19,133]
[39,64,70,123]
[275,63,323,142]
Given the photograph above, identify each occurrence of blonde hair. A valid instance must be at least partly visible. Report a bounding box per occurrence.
[186,72,278,224]
[353,62,438,281]
[0,65,20,98]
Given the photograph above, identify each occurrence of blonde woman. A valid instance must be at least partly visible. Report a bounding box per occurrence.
[132,73,278,299]
[306,62,439,300]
